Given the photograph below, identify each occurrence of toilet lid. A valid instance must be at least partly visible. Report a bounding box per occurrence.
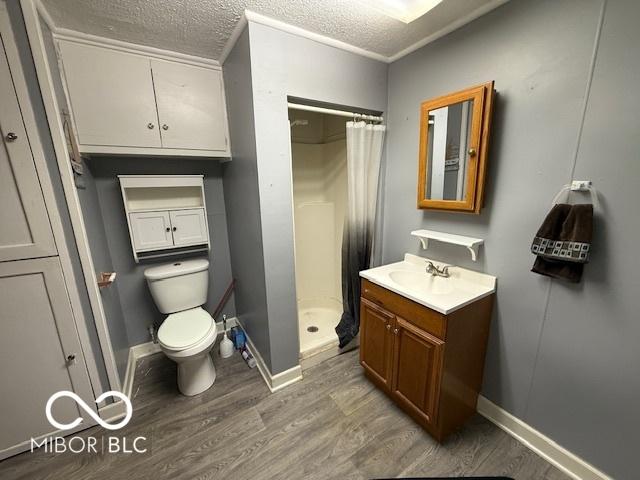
[158,307,214,350]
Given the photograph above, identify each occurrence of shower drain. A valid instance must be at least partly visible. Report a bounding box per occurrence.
[307,326,319,333]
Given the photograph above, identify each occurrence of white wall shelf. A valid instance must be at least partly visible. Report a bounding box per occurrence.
[411,229,484,261]
[119,175,210,262]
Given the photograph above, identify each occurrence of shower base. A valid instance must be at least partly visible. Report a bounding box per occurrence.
[298,298,341,360]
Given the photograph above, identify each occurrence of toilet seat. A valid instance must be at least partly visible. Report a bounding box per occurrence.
[158,307,214,351]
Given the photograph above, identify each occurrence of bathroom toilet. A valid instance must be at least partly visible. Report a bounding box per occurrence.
[144,259,218,396]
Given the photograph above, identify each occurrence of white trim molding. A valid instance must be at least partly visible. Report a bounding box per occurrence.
[38,0,509,67]
[98,397,129,423]
[53,29,220,69]
[35,0,218,69]
[0,0,106,398]
[477,396,613,480]
[243,10,389,63]
[387,0,511,62]
[219,13,248,64]
[235,319,303,393]
[20,0,123,392]
[222,3,511,66]
[99,341,162,424]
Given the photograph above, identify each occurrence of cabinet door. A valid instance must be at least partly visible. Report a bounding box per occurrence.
[58,41,161,148]
[169,208,208,246]
[0,258,95,459]
[0,42,56,261]
[391,316,444,425]
[129,211,173,251]
[151,60,228,151]
[360,298,395,390]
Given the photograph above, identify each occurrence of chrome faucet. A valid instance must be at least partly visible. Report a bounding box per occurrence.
[425,261,450,278]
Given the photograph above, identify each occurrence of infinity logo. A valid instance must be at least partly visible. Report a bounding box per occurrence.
[45,391,133,431]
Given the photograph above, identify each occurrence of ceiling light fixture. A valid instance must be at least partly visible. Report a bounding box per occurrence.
[358,0,444,24]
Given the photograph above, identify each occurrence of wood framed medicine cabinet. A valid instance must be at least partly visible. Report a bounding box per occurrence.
[417,82,494,213]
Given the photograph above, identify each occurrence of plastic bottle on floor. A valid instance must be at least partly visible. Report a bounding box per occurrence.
[240,346,256,368]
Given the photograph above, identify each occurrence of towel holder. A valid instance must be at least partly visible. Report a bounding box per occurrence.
[551,180,599,209]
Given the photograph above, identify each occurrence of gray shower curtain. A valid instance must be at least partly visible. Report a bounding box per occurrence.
[336,121,386,348]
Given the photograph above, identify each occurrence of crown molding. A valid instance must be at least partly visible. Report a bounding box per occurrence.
[53,29,220,68]
[37,0,510,67]
[219,13,248,64]
[241,9,389,63]
[35,1,219,68]
[387,0,511,62]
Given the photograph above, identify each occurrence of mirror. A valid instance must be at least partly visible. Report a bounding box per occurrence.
[418,82,494,213]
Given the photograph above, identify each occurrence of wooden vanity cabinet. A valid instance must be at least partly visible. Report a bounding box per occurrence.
[359,279,494,442]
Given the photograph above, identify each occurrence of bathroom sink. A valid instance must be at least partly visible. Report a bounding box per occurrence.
[360,254,496,314]
[388,270,453,295]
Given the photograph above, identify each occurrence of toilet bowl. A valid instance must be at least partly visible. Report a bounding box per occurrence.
[144,259,218,396]
[157,307,218,396]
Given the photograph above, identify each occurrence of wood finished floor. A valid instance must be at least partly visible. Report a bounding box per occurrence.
[0,347,570,480]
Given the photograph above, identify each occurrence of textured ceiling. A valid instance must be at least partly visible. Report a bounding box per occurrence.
[41,0,505,61]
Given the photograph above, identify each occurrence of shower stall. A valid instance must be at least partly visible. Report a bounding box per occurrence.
[289,110,347,359]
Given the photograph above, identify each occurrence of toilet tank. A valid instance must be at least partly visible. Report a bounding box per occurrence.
[143,259,209,314]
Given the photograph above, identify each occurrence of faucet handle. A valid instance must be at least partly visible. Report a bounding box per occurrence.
[425,260,436,274]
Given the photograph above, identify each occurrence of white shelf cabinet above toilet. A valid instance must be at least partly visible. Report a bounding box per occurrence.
[58,40,230,157]
[119,176,210,262]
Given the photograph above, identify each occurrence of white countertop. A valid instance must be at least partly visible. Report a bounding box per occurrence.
[360,254,496,315]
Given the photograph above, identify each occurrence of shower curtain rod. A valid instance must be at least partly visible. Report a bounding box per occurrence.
[287,102,384,123]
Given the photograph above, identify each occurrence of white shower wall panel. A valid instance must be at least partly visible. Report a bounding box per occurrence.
[291,140,346,306]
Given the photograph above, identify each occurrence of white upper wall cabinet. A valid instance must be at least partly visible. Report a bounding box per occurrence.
[58,41,161,149]
[151,60,228,151]
[58,40,231,158]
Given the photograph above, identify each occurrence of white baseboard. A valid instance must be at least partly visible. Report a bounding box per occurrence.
[98,398,129,423]
[299,335,360,371]
[103,336,163,422]
[235,319,303,393]
[477,396,612,480]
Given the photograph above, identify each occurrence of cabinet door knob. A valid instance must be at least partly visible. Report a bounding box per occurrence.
[165,227,170,232]
[5,132,18,141]
[162,124,169,131]
[67,354,76,363]
[393,328,399,335]
[386,324,391,330]
[172,227,177,232]
[147,123,155,129]
[468,147,477,157]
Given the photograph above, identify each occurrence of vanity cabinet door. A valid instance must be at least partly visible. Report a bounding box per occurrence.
[360,298,395,390]
[169,208,208,246]
[129,211,173,251]
[391,316,444,426]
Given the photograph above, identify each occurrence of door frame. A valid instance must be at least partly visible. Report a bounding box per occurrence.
[5,1,122,400]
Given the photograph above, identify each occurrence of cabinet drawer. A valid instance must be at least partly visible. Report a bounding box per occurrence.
[361,279,446,340]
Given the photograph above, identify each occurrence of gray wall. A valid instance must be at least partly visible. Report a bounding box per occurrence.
[82,158,237,349]
[246,21,388,374]
[6,2,112,391]
[222,28,272,370]
[75,164,130,380]
[383,0,638,477]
